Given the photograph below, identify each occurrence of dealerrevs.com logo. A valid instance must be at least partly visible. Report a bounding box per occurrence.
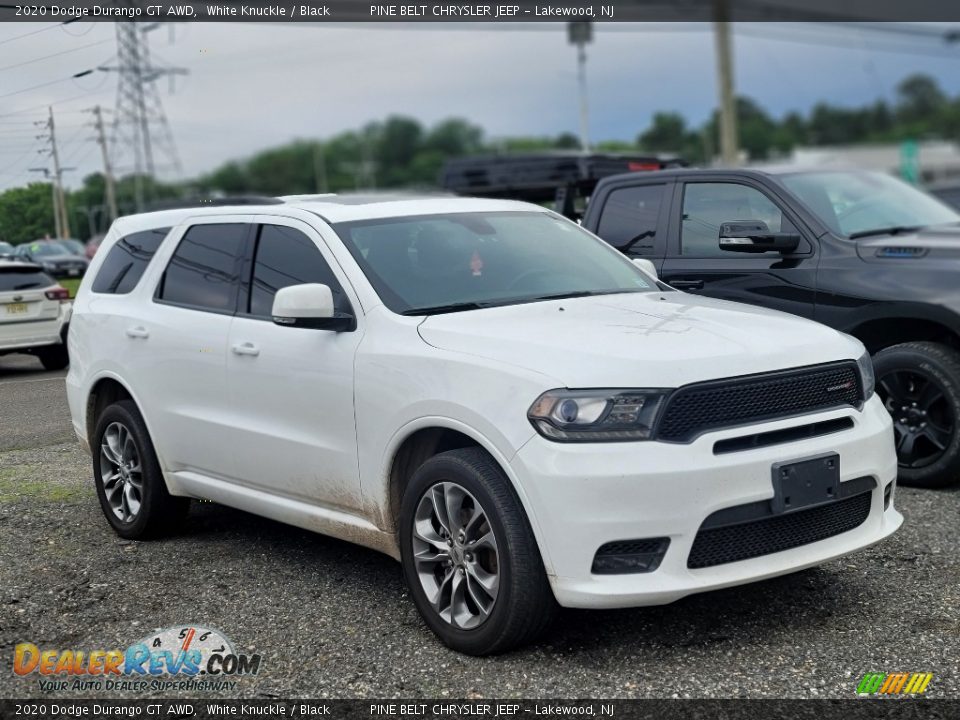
[14,625,262,693]
[856,672,933,696]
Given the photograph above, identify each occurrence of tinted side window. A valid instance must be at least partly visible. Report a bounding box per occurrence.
[596,184,665,254]
[92,228,170,294]
[0,268,54,291]
[681,183,795,257]
[248,224,347,318]
[157,224,248,313]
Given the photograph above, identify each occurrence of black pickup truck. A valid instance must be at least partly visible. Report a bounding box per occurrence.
[446,159,960,488]
[584,166,960,488]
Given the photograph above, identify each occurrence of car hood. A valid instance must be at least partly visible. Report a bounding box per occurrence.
[855,224,960,262]
[417,291,862,388]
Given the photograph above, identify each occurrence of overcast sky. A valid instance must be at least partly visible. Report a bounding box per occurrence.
[1,21,959,191]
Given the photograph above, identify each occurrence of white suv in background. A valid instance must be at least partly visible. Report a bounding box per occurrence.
[66,196,901,654]
[0,260,72,369]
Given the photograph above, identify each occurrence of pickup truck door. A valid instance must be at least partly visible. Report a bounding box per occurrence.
[658,178,819,319]
[586,179,673,268]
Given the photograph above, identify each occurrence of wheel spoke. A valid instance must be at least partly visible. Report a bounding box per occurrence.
[917,380,943,411]
[465,562,499,598]
[898,432,917,457]
[429,486,451,535]
[443,483,467,538]
[922,424,949,450]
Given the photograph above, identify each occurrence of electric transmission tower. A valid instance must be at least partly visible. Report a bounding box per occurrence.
[100,23,187,211]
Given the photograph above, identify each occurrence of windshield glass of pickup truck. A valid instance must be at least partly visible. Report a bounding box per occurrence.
[334,211,655,314]
[781,170,960,238]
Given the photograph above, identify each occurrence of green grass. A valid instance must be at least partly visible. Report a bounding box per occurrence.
[0,466,86,503]
[59,278,81,298]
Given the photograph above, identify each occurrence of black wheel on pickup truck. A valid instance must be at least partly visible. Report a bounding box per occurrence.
[874,342,960,488]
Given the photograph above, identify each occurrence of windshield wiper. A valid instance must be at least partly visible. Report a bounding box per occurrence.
[530,290,598,301]
[848,225,923,240]
[400,302,490,316]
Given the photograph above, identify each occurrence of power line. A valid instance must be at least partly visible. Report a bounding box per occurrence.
[0,70,96,102]
[0,22,65,47]
[0,38,111,74]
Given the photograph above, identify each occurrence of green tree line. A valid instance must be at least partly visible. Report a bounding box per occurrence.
[1,73,958,246]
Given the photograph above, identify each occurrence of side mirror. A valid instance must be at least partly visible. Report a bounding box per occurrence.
[271,283,354,331]
[632,258,658,280]
[719,221,801,254]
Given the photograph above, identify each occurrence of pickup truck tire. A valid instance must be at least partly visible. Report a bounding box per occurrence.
[874,341,960,488]
[399,447,557,655]
[36,344,69,370]
[92,399,190,538]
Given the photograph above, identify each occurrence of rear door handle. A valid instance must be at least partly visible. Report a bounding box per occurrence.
[231,342,260,357]
[670,279,705,290]
[125,326,149,339]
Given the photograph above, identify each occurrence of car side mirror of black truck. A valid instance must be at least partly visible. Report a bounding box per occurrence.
[718,221,801,254]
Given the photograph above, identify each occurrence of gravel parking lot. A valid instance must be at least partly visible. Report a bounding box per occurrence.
[1,353,958,700]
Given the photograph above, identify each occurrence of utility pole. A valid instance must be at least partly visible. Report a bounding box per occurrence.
[90,105,119,223]
[48,107,71,238]
[567,21,593,152]
[713,0,739,166]
[36,107,74,238]
[29,168,62,239]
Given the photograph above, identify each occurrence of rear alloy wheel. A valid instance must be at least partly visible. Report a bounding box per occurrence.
[874,341,960,488]
[93,399,190,538]
[400,447,557,655]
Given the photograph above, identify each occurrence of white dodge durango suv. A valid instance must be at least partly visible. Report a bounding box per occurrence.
[66,196,901,654]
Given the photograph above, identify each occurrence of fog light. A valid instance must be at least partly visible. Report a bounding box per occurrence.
[591,538,670,575]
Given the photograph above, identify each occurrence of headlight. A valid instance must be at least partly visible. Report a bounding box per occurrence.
[42,262,55,272]
[528,389,670,442]
[856,350,875,401]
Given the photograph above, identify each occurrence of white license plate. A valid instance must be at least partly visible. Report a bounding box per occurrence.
[5,303,28,315]
[68,269,79,276]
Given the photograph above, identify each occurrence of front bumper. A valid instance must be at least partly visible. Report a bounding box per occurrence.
[511,395,901,608]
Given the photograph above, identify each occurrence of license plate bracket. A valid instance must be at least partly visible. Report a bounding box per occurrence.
[771,453,840,514]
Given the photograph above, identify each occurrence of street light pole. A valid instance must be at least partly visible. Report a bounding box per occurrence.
[567,21,593,152]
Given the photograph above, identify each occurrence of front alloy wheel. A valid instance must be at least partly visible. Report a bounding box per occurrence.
[413,481,500,629]
[99,421,144,523]
[399,447,557,654]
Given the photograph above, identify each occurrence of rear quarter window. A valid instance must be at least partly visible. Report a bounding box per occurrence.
[92,228,171,294]
[0,267,55,291]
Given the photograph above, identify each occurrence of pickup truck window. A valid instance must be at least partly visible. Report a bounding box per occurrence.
[681,183,788,257]
[596,184,665,254]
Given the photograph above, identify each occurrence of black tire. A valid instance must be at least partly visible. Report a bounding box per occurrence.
[36,344,68,370]
[874,341,960,488]
[92,399,190,538]
[399,447,557,655]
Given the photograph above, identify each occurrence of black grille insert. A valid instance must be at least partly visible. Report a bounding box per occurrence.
[593,537,670,575]
[687,491,872,569]
[658,362,862,442]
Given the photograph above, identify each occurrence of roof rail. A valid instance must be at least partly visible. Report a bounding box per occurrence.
[143,196,285,211]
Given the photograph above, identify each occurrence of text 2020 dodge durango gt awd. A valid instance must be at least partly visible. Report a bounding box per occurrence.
[65,196,902,654]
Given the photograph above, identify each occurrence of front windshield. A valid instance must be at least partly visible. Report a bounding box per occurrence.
[333,211,656,314]
[781,170,960,237]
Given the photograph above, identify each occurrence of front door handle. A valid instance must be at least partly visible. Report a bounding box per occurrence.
[125,326,149,339]
[670,279,705,290]
[231,342,260,357]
